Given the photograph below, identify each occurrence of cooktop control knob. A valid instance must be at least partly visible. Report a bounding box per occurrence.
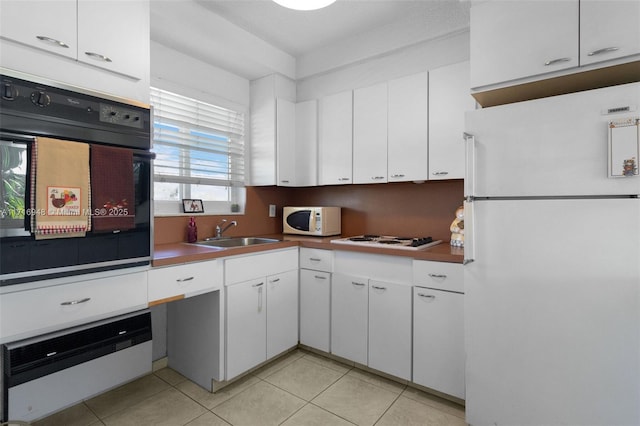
[31,91,51,107]
[2,83,18,100]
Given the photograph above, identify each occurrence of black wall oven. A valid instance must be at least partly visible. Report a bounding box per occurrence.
[0,72,152,286]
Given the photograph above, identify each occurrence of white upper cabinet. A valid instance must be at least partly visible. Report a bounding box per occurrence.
[319,90,353,185]
[579,1,640,67]
[295,100,319,187]
[277,98,318,187]
[0,0,78,61]
[388,71,429,182]
[249,74,296,186]
[276,98,297,186]
[77,0,149,79]
[470,0,579,89]
[470,0,640,94]
[353,82,388,184]
[0,0,149,81]
[428,61,475,180]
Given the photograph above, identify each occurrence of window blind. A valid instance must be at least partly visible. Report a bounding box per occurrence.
[150,87,245,188]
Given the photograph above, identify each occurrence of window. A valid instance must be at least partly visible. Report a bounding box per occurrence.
[150,87,245,215]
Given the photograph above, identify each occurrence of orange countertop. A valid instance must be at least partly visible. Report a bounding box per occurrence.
[153,234,464,267]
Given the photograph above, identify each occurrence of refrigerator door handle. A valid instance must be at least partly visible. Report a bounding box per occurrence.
[463,200,475,265]
[463,132,476,199]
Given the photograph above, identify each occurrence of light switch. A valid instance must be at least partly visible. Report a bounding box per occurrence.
[269,204,276,217]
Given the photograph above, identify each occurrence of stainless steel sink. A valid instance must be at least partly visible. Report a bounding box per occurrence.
[191,237,280,248]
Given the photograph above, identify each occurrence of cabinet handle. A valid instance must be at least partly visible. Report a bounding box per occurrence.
[314,275,327,280]
[544,57,571,66]
[390,174,405,178]
[84,52,113,63]
[252,282,264,287]
[371,285,387,291]
[588,47,619,56]
[338,177,350,182]
[270,278,280,283]
[418,293,436,300]
[351,281,366,287]
[36,35,69,49]
[60,297,91,306]
[309,257,322,262]
[432,171,449,176]
[428,273,447,279]
[176,276,194,282]
[281,180,290,183]
[372,176,385,180]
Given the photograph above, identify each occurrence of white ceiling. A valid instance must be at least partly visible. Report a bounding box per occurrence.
[150,0,471,80]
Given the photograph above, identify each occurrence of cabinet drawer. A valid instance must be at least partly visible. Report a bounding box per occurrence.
[225,248,298,284]
[334,251,412,284]
[148,260,221,303]
[0,271,147,343]
[299,248,333,272]
[413,260,463,293]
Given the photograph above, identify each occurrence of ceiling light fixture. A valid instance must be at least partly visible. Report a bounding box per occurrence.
[272,0,337,11]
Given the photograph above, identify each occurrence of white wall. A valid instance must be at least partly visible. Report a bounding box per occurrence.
[150,41,250,112]
[296,30,470,102]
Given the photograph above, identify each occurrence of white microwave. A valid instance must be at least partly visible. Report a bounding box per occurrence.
[283,207,341,236]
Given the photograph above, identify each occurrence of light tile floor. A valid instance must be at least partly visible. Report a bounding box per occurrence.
[32,349,466,426]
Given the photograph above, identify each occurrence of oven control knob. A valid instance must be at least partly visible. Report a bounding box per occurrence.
[2,83,18,100]
[31,91,51,107]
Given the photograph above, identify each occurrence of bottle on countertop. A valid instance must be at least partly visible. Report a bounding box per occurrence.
[187,216,197,243]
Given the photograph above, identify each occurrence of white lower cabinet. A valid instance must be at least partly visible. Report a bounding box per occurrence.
[224,248,298,380]
[148,259,221,304]
[331,251,413,380]
[299,248,333,352]
[331,274,412,380]
[413,287,465,399]
[331,273,369,365]
[266,270,299,359]
[368,280,412,380]
[299,269,331,352]
[226,277,267,380]
[412,259,465,399]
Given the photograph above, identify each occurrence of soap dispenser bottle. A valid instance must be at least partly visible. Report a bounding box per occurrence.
[187,217,197,243]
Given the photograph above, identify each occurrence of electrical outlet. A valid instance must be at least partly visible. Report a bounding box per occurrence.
[269,204,276,217]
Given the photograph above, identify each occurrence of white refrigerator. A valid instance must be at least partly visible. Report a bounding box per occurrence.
[463,82,640,425]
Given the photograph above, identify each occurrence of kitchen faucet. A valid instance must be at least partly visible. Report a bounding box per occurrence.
[215,219,237,238]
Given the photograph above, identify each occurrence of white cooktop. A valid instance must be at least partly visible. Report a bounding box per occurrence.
[331,235,442,251]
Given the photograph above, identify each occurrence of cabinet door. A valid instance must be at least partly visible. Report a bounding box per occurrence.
[331,273,368,365]
[294,100,318,187]
[353,82,388,184]
[77,0,149,79]
[388,72,429,182]
[226,278,266,379]
[299,269,331,352]
[428,61,474,180]
[0,0,77,60]
[266,270,299,359]
[580,1,640,66]
[470,1,579,88]
[319,90,353,185]
[368,280,412,380]
[276,98,296,186]
[413,287,465,399]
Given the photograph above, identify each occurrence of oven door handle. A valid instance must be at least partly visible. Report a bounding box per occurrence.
[0,131,36,144]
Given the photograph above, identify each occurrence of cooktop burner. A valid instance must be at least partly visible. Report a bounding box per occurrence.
[332,235,442,251]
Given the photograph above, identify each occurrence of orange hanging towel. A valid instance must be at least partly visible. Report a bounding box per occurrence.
[33,137,90,239]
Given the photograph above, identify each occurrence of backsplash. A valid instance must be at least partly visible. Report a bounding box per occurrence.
[154,180,464,244]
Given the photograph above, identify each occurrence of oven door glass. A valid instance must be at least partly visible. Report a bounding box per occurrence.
[0,138,29,237]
